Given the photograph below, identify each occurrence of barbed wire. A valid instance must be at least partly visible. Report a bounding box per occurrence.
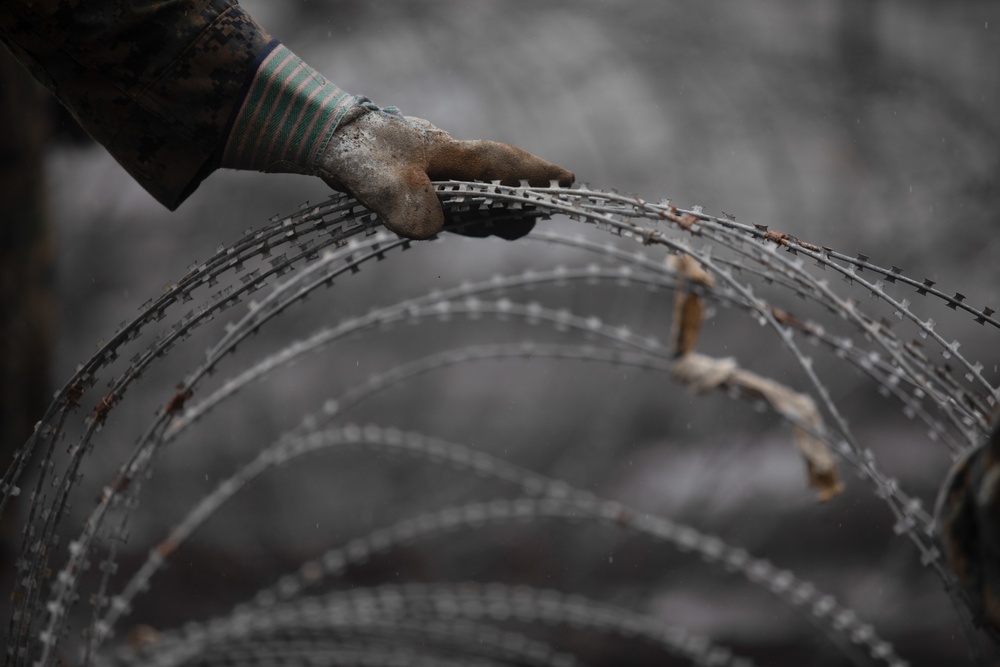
[3,181,995,666]
[98,421,906,666]
[111,581,757,667]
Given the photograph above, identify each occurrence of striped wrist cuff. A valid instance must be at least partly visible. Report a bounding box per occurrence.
[222,43,358,174]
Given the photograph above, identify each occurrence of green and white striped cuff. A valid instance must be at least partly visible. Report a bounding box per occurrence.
[222,43,357,174]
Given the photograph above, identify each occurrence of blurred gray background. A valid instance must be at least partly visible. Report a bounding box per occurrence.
[28,1,1000,665]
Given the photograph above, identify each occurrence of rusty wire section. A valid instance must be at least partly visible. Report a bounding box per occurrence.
[2,181,996,667]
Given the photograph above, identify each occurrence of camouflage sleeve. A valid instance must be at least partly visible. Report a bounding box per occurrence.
[0,1,276,210]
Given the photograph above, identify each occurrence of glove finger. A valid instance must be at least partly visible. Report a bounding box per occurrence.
[486,218,536,240]
[426,139,574,187]
[446,218,536,241]
[323,165,444,240]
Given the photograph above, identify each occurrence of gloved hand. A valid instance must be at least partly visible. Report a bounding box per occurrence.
[222,44,573,240]
[319,111,574,240]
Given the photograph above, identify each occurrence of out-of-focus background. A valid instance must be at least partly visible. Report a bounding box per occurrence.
[5,1,1000,665]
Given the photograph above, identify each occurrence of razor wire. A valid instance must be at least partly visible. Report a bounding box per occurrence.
[99,422,906,666]
[80,278,962,650]
[99,615,585,667]
[3,182,996,667]
[109,581,757,667]
[70,288,946,654]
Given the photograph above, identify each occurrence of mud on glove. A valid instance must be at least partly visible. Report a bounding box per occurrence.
[222,43,574,240]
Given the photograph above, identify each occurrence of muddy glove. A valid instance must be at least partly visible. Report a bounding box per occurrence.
[222,44,574,240]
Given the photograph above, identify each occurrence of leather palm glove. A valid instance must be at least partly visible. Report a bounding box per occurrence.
[222,44,574,240]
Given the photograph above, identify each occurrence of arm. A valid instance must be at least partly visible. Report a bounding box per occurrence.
[0,1,573,238]
[0,0,270,210]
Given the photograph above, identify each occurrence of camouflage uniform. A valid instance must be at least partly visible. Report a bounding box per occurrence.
[0,0,276,210]
[0,2,275,562]
[937,421,1000,638]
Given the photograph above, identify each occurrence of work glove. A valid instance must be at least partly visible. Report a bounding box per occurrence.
[222,44,574,240]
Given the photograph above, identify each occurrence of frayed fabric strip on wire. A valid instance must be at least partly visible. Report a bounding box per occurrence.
[666,253,842,502]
